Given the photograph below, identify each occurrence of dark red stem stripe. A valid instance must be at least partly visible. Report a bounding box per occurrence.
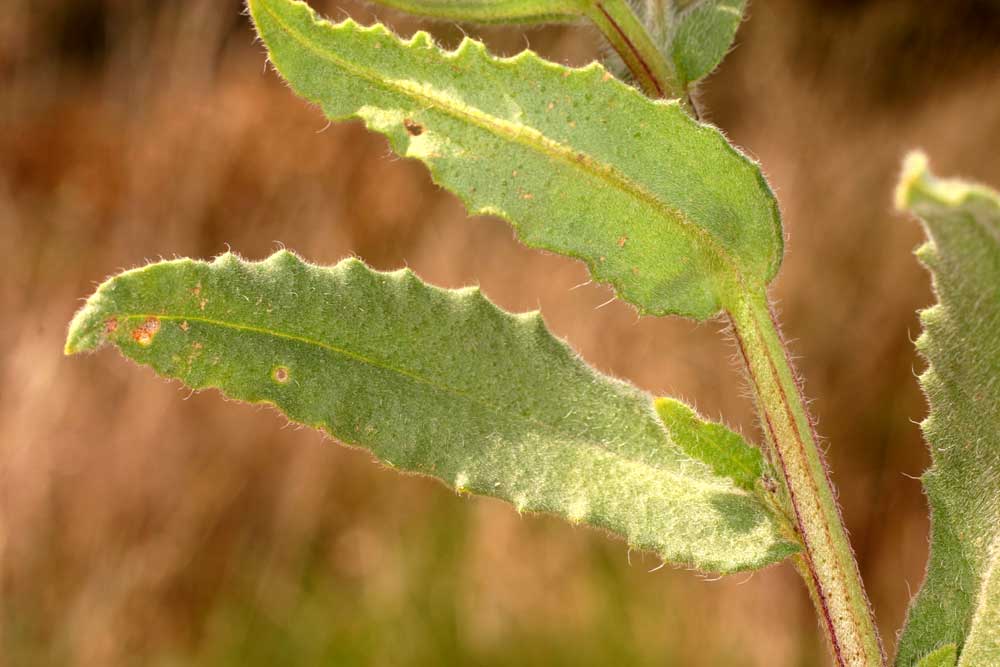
[594,3,664,98]
[730,316,846,666]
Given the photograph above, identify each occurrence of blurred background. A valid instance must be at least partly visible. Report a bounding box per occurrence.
[2,0,999,665]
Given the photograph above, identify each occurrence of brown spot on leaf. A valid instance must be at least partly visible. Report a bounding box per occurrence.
[131,317,160,347]
[179,320,189,332]
[403,118,424,136]
[191,283,207,310]
[104,318,118,334]
[272,365,291,384]
[521,193,534,200]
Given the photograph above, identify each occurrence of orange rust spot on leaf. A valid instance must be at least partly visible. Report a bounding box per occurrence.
[403,118,424,136]
[602,71,613,81]
[104,318,118,334]
[521,193,534,200]
[618,235,628,247]
[131,317,160,347]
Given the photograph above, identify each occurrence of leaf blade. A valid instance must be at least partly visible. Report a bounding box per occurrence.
[917,645,957,667]
[894,153,1000,666]
[249,0,782,319]
[654,397,764,491]
[66,251,798,573]
[670,0,746,86]
[365,0,583,24]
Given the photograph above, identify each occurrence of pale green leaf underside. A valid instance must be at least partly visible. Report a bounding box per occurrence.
[249,0,782,319]
[894,153,1000,667]
[65,251,799,572]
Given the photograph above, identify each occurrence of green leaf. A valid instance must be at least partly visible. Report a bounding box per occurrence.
[248,0,782,319]
[65,251,799,573]
[669,0,746,85]
[634,0,746,87]
[365,0,584,24]
[917,645,958,667]
[365,0,687,102]
[654,397,764,491]
[894,153,1000,666]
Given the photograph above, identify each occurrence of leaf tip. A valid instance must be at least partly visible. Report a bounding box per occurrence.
[895,150,930,212]
[64,298,110,356]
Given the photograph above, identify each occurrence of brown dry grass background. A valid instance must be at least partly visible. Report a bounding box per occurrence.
[2,1,999,665]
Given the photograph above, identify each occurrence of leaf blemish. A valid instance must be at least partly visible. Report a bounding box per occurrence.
[403,118,424,136]
[104,317,118,334]
[272,365,291,384]
[131,317,160,347]
[191,283,207,310]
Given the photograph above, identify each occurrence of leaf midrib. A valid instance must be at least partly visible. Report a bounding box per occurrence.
[256,0,754,295]
[114,311,745,493]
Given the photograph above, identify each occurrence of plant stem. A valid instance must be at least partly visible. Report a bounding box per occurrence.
[583,0,689,109]
[727,289,885,667]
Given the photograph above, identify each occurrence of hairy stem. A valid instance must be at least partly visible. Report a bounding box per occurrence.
[582,0,689,107]
[727,289,885,667]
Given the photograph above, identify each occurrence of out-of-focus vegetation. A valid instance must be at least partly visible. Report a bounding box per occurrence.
[2,1,999,665]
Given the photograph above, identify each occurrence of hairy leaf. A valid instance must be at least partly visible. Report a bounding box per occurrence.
[367,0,583,24]
[366,0,685,101]
[894,153,1000,666]
[249,0,782,319]
[654,397,764,491]
[670,0,745,85]
[635,0,746,87]
[917,645,957,667]
[65,251,799,572]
